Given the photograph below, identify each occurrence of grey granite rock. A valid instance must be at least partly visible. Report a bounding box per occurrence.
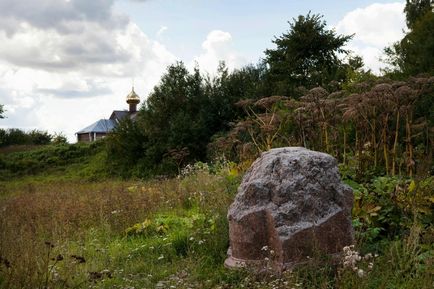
[225,147,354,270]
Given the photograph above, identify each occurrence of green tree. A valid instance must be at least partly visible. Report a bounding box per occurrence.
[142,62,209,162]
[404,0,433,28]
[0,104,4,119]
[0,128,28,146]
[28,130,52,145]
[384,10,434,76]
[51,132,68,145]
[400,12,434,75]
[264,13,353,97]
[106,118,148,177]
[205,61,270,131]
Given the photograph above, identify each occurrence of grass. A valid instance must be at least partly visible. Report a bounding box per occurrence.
[0,141,109,182]
[0,169,240,289]
[0,159,433,288]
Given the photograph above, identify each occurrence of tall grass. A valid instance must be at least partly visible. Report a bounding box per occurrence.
[0,166,432,289]
[0,169,239,288]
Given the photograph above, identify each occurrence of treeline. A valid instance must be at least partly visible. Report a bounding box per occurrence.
[106,63,266,177]
[106,5,434,178]
[0,128,67,147]
[105,13,362,177]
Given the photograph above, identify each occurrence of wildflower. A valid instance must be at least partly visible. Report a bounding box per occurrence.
[198,240,204,245]
[158,255,164,260]
[261,245,269,251]
[357,269,365,278]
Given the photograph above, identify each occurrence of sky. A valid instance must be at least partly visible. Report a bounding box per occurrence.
[0,0,407,142]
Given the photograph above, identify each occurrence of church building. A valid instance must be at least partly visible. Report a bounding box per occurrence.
[76,88,140,142]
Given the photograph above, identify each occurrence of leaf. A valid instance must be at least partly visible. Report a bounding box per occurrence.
[228,168,238,177]
[368,206,382,213]
[156,224,168,234]
[408,180,416,193]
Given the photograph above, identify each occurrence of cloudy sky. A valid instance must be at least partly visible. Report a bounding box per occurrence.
[0,0,406,142]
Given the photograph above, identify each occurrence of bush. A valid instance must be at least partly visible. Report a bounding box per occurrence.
[0,128,52,147]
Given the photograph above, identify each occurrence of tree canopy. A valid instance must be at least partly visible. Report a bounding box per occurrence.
[400,11,434,75]
[264,13,353,96]
[106,61,266,177]
[105,12,432,179]
[384,4,434,76]
[404,0,433,28]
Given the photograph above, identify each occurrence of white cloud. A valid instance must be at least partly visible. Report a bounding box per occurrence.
[0,1,249,142]
[193,30,245,73]
[0,0,127,36]
[335,2,406,73]
[0,0,176,142]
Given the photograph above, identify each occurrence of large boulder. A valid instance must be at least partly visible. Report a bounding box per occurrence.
[225,147,354,270]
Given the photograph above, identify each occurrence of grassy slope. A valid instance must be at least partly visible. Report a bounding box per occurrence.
[0,142,110,193]
[0,145,432,289]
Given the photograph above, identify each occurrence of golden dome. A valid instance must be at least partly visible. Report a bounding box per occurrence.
[126,87,140,104]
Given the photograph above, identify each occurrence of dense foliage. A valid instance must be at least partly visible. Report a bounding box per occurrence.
[383,1,434,76]
[106,21,432,180]
[106,14,366,178]
[404,0,433,28]
[0,128,66,147]
[214,76,434,178]
[106,62,267,177]
[264,13,353,96]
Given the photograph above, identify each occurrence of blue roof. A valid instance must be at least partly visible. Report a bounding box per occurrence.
[76,119,116,134]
